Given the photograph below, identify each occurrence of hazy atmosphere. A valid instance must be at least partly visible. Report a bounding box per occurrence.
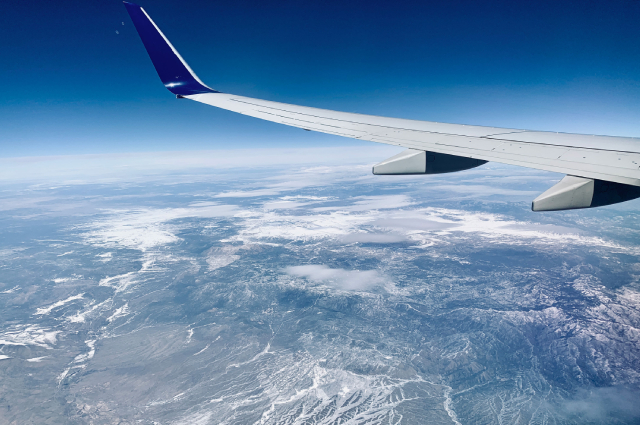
[3,0,640,156]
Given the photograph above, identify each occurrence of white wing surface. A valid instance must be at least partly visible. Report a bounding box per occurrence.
[187,92,640,187]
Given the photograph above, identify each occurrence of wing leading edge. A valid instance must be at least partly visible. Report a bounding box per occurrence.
[124,2,640,210]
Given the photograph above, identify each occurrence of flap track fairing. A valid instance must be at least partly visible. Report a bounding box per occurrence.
[373,149,487,175]
[532,175,640,211]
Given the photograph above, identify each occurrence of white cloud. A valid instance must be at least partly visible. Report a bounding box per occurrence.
[0,146,399,184]
[214,189,280,198]
[262,195,332,211]
[228,196,414,244]
[426,184,539,197]
[286,265,386,291]
[226,198,620,251]
[215,167,370,199]
[262,200,309,210]
[206,246,241,271]
[314,195,412,212]
[368,208,623,249]
[82,203,238,251]
[232,211,373,242]
[340,233,407,244]
[373,217,455,232]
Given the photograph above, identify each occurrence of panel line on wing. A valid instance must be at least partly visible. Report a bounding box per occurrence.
[230,98,640,154]
[251,110,347,130]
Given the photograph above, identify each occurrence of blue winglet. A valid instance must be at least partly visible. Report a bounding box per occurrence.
[123,2,218,96]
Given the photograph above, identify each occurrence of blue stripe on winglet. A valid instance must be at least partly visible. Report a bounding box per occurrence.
[123,2,218,95]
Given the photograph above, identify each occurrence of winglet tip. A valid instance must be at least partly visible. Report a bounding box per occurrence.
[123,1,218,96]
[123,2,142,12]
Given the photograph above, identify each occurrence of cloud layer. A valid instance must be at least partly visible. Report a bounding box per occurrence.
[286,265,386,291]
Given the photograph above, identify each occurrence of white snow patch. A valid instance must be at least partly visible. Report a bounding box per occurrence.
[53,277,73,284]
[73,340,96,363]
[0,326,61,348]
[257,358,426,424]
[106,304,130,323]
[99,272,137,293]
[57,368,70,386]
[35,293,84,315]
[66,299,112,323]
[443,385,462,425]
[194,343,211,356]
[194,336,220,356]
[26,356,48,363]
[172,410,213,425]
[96,252,113,262]
[0,285,19,294]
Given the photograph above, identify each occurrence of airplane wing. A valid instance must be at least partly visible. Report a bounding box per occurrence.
[123,2,640,211]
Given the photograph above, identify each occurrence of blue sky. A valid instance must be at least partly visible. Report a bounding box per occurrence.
[3,0,640,157]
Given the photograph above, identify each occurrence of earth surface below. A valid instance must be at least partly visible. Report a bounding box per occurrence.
[1,150,639,424]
